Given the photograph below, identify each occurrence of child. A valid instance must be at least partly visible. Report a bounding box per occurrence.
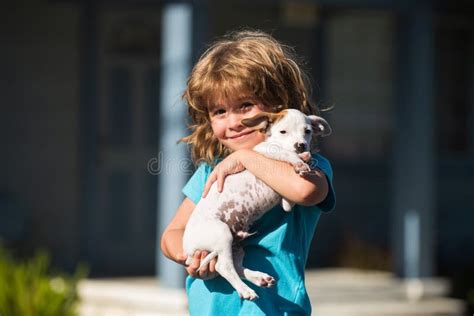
[160,30,335,315]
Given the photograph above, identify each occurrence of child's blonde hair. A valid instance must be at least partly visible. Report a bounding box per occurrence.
[181,30,319,165]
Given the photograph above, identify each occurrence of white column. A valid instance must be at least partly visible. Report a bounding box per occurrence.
[156,3,192,288]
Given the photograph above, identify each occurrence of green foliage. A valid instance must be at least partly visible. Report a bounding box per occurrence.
[468,288,474,309]
[0,245,87,316]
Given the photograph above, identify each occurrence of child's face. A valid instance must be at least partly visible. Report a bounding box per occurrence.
[209,95,270,152]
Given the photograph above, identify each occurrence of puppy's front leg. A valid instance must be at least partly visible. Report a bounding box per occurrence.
[256,144,310,175]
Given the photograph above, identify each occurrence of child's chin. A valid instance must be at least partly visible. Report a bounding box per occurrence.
[229,144,252,151]
[225,136,264,151]
[228,142,256,151]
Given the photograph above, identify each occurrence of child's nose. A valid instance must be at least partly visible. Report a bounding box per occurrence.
[228,113,244,129]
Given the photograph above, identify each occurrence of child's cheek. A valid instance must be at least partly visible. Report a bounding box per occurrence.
[210,119,225,139]
[254,131,267,144]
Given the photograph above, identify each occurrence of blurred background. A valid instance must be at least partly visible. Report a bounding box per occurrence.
[0,0,473,315]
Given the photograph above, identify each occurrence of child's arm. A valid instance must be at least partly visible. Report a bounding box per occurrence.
[202,149,328,206]
[160,197,217,279]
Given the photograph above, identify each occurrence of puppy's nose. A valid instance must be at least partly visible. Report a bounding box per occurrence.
[295,143,307,153]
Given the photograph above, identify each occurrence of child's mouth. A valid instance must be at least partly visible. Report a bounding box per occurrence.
[228,131,254,140]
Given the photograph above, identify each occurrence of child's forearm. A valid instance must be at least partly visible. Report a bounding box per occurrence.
[160,228,185,264]
[238,149,328,206]
[161,227,219,279]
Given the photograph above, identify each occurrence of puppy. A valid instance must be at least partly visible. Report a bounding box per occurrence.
[182,109,331,300]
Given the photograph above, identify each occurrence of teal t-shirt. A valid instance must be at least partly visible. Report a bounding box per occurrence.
[182,153,336,316]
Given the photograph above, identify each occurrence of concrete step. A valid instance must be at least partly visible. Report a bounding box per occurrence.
[307,269,450,301]
[78,277,188,316]
[314,299,465,316]
[306,269,466,316]
[78,269,466,316]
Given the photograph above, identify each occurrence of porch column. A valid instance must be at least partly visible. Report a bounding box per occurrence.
[156,3,192,288]
[391,4,436,278]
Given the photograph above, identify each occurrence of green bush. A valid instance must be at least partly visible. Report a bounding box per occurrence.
[0,245,87,316]
[468,289,474,309]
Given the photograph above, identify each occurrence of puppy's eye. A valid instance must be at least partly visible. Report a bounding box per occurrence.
[280,130,286,134]
[305,129,311,134]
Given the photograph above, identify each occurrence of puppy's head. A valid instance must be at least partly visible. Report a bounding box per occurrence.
[242,109,331,153]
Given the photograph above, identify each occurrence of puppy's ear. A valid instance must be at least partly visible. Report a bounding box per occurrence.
[308,115,332,137]
[241,112,272,131]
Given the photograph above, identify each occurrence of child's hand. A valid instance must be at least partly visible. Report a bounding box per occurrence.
[202,151,247,198]
[184,250,218,280]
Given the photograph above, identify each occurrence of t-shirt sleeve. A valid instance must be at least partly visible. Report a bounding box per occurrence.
[182,163,212,205]
[310,153,336,212]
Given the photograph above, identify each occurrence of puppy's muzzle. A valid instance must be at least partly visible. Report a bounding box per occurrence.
[295,143,307,153]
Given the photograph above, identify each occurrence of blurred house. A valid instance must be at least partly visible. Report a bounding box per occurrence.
[0,0,473,302]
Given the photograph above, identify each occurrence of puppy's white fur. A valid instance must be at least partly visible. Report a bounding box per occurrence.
[182,109,331,300]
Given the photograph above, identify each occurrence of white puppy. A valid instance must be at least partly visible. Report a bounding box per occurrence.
[183,109,331,300]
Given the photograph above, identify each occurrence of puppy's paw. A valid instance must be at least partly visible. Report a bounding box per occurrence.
[238,287,259,301]
[298,151,312,162]
[246,271,276,288]
[293,161,311,175]
[257,275,276,288]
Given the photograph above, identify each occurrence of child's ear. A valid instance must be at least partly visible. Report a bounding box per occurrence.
[241,112,272,130]
[308,115,332,137]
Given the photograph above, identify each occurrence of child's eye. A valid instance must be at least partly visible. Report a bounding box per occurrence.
[240,102,254,111]
[280,130,287,134]
[212,109,226,116]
